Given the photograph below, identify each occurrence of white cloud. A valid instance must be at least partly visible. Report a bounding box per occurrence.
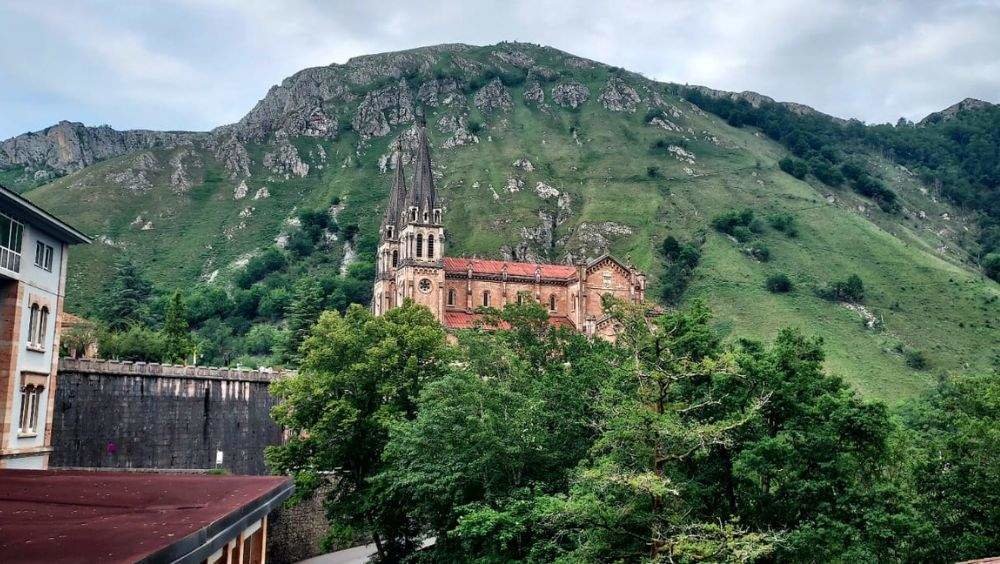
[1,0,998,138]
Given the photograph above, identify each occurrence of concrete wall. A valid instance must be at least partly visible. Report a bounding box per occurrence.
[50,358,284,475]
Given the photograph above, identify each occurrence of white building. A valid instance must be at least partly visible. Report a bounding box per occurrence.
[0,185,89,469]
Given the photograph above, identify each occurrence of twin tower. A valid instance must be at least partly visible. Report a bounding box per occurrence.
[372,121,445,316]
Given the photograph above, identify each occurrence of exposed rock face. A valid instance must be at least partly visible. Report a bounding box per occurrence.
[919,98,995,125]
[234,180,249,200]
[253,187,270,200]
[552,82,590,109]
[263,137,309,178]
[491,48,534,68]
[0,121,203,174]
[352,80,414,141]
[105,152,158,194]
[523,82,545,105]
[169,149,200,194]
[212,133,252,178]
[599,76,641,112]
[572,221,633,255]
[513,158,534,172]
[417,78,465,107]
[473,78,513,113]
[535,182,559,199]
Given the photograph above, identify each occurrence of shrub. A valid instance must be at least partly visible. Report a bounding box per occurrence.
[662,236,681,260]
[982,252,1000,282]
[647,165,661,178]
[779,157,808,179]
[818,274,865,302]
[732,226,753,243]
[236,248,286,289]
[712,208,756,235]
[748,244,771,262]
[768,212,798,236]
[766,273,793,293]
[904,349,929,370]
[644,108,663,124]
[467,120,483,135]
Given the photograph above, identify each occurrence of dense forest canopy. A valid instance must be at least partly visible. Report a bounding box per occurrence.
[677,86,1000,270]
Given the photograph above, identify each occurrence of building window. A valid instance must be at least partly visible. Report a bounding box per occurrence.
[18,384,42,435]
[483,291,491,307]
[434,210,442,223]
[447,289,456,306]
[416,234,423,258]
[0,212,24,273]
[34,241,54,271]
[410,208,417,221]
[418,278,432,294]
[386,225,394,239]
[602,271,613,289]
[423,211,429,222]
[391,250,398,267]
[517,292,525,305]
[549,294,557,312]
[27,304,48,350]
[428,235,435,259]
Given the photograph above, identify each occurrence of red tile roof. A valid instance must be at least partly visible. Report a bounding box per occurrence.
[443,257,578,279]
[0,469,292,563]
[443,310,577,331]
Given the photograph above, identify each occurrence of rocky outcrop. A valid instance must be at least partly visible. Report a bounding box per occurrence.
[0,121,203,174]
[919,98,995,125]
[473,78,513,113]
[105,152,159,194]
[523,82,545,105]
[212,134,252,179]
[552,82,590,109]
[417,78,465,108]
[513,158,534,172]
[352,80,414,141]
[491,48,534,69]
[599,76,641,112]
[263,136,309,178]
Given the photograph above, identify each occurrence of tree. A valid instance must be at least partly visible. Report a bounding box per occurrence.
[161,291,192,363]
[96,256,153,330]
[899,373,1000,560]
[282,278,324,364]
[266,302,451,561]
[765,273,793,293]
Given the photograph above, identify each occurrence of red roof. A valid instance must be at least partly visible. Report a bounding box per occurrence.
[0,469,292,563]
[443,310,576,331]
[443,257,578,279]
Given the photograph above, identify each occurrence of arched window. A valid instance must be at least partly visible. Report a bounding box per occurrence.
[483,291,491,307]
[423,211,429,222]
[434,210,442,223]
[428,235,435,259]
[447,289,456,306]
[549,294,557,311]
[410,208,417,221]
[18,384,43,434]
[391,250,398,267]
[517,292,524,305]
[37,307,48,347]
[416,234,423,258]
[27,304,39,347]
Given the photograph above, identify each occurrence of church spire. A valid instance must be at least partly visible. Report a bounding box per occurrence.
[407,116,438,223]
[381,138,406,240]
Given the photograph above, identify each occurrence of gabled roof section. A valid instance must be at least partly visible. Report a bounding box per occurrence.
[585,254,634,273]
[0,185,90,244]
[443,257,578,280]
[407,119,437,217]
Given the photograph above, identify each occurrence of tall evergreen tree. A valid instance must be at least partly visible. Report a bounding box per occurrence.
[97,255,153,331]
[161,290,192,364]
[283,277,323,364]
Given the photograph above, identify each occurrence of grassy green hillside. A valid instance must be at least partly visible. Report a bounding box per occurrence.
[21,43,998,403]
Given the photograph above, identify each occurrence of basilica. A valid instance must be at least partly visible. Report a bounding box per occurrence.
[373,121,646,340]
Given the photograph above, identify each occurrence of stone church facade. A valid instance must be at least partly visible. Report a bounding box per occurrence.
[373,122,646,339]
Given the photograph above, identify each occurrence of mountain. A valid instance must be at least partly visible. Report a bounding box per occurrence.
[4,42,997,402]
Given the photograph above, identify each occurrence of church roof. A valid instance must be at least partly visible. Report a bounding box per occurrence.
[407,120,437,215]
[382,139,407,237]
[443,257,578,280]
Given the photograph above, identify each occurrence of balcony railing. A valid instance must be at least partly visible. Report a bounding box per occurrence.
[0,245,20,274]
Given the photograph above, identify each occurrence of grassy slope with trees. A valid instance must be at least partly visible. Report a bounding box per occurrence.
[18,43,999,402]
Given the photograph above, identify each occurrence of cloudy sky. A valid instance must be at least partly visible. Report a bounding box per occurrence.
[1,0,998,139]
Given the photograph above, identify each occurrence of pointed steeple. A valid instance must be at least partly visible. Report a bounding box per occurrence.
[381,139,406,240]
[407,116,438,223]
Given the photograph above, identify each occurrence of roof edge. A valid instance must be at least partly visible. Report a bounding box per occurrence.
[0,185,91,245]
